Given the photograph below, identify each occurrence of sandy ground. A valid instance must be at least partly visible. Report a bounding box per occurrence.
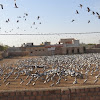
[0,56,100,91]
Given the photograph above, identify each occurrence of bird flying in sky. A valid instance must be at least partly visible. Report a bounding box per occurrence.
[0,4,3,9]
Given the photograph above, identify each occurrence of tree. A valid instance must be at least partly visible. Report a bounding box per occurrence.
[0,45,9,51]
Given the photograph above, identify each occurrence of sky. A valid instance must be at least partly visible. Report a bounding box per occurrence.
[0,0,100,47]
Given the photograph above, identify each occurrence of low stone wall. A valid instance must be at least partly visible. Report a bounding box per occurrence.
[0,52,3,60]
[86,48,100,53]
[8,51,29,57]
[0,86,100,100]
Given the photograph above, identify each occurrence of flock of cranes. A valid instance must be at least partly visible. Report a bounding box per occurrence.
[0,0,18,9]
[0,1,100,89]
[0,2,100,35]
[0,0,41,34]
[72,4,100,23]
[0,53,100,89]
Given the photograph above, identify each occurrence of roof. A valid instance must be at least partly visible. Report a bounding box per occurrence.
[45,44,63,48]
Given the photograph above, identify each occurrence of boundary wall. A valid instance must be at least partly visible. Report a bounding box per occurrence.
[0,86,100,100]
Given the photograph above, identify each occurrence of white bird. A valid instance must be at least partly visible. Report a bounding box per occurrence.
[6,82,10,86]
[83,79,87,84]
[20,79,24,85]
[73,77,77,84]
[32,82,35,86]
[94,78,98,84]
[50,83,54,87]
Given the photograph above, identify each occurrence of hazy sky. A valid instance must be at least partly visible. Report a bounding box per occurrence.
[0,0,100,46]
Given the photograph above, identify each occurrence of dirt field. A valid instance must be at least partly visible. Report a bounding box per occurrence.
[0,56,100,91]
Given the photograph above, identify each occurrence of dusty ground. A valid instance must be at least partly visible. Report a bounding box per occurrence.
[0,56,99,91]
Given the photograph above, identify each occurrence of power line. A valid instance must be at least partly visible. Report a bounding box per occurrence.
[0,32,100,35]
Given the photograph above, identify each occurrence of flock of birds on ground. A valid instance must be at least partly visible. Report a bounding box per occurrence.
[0,53,100,88]
[72,4,100,23]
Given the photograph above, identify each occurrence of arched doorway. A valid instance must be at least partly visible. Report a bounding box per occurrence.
[72,49,74,54]
[77,48,80,53]
[66,49,69,54]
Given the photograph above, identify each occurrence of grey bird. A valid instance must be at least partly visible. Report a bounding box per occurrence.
[14,3,18,8]
[0,4,3,9]
[88,20,90,23]
[73,77,77,84]
[87,7,90,12]
[92,11,95,15]
[71,20,75,22]
[96,12,99,16]
[76,10,79,14]
[98,15,100,19]
[37,16,40,20]
[79,4,83,8]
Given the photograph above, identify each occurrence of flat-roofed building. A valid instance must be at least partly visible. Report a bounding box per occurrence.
[7,38,85,57]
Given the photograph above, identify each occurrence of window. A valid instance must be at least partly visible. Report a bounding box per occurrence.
[72,49,74,53]
[31,51,33,53]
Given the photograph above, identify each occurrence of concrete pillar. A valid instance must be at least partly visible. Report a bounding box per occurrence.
[79,47,84,53]
[74,48,78,54]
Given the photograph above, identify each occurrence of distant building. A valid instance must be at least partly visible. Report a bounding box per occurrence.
[20,38,84,56]
[95,44,100,48]
[60,38,80,47]
[59,38,83,55]
[6,38,85,57]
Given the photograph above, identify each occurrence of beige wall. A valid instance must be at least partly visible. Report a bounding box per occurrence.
[8,51,29,57]
[62,47,84,55]
[86,48,100,53]
[26,47,54,56]
[8,46,85,57]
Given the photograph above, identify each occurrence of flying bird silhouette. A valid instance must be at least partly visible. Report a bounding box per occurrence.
[14,3,18,8]
[6,20,8,23]
[92,11,95,15]
[87,7,90,12]
[24,13,28,16]
[71,20,75,22]
[96,12,99,16]
[0,4,3,9]
[17,16,21,18]
[79,4,83,8]
[17,20,19,23]
[33,22,35,25]
[37,16,40,20]
[8,19,10,22]
[76,10,79,14]
[39,22,41,24]
[88,20,90,23]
